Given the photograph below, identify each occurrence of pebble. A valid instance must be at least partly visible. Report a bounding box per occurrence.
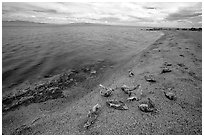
[164,62,172,66]
[164,92,177,100]
[91,70,97,74]
[128,70,134,77]
[161,67,172,73]
[144,74,156,82]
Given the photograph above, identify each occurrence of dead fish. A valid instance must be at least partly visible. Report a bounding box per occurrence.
[121,84,140,96]
[84,104,101,129]
[164,92,176,100]
[138,98,155,112]
[84,113,98,129]
[99,84,113,97]
[128,70,134,77]
[88,104,101,117]
[106,100,128,110]
[127,96,140,101]
[144,74,156,82]
[121,85,132,96]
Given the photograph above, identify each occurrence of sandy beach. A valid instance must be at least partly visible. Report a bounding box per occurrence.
[2,29,202,135]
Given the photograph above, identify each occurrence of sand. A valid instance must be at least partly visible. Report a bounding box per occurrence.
[2,30,202,135]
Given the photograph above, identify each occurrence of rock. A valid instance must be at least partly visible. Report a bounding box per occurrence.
[70,78,74,81]
[164,91,176,100]
[99,84,113,97]
[138,98,155,112]
[128,70,134,77]
[177,63,185,67]
[148,90,155,94]
[44,74,52,78]
[82,67,90,72]
[106,100,128,110]
[48,87,60,93]
[2,106,10,112]
[3,95,34,112]
[164,62,172,66]
[18,96,34,105]
[161,67,172,73]
[144,74,156,82]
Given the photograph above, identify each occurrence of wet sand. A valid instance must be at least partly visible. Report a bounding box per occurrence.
[2,30,202,135]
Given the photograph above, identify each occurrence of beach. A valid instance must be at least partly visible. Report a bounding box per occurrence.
[2,26,202,135]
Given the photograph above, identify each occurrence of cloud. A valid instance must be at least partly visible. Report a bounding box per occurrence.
[2,2,202,27]
[33,9,58,14]
[98,17,121,22]
[143,6,156,10]
[163,3,202,27]
[165,8,202,21]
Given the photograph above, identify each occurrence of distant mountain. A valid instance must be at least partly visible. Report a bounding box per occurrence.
[2,20,48,27]
[67,22,110,26]
[2,21,142,28]
[2,21,104,26]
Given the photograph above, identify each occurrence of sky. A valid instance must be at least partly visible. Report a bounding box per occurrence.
[2,2,202,28]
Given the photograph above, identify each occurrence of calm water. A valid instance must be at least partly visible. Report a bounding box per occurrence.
[2,22,162,90]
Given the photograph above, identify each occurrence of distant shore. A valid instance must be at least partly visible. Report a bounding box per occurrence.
[3,21,202,31]
[145,27,202,31]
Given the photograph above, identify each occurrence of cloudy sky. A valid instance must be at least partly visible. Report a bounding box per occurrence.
[2,2,202,27]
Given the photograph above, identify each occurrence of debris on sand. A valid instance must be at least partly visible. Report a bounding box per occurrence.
[127,96,140,101]
[84,104,101,129]
[177,63,185,67]
[12,115,46,134]
[2,85,65,113]
[121,84,140,96]
[144,74,156,82]
[138,98,155,112]
[164,62,172,66]
[13,124,32,135]
[161,61,173,74]
[90,70,97,74]
[99,84,114,97]
[106,100,128,110]
[128,70,134,77]
[164,90,177,100]
[161,67,172,73]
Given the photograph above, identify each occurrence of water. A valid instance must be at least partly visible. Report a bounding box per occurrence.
[2,22,163,91]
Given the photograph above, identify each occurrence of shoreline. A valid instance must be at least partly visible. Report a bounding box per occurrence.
[2,30,202,135]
